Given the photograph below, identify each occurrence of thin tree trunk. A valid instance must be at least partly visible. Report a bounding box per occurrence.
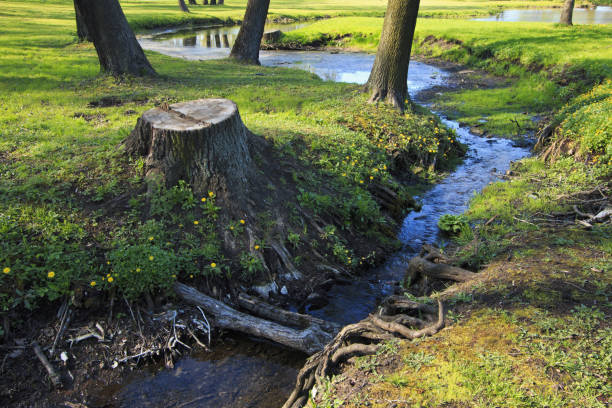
[74,0,155,76]
[73,0,91,41]
[179,0,190,12]
[365,0,420,112]
[229,0,271,64]
[188,0,197,4]
[560,0,575,25]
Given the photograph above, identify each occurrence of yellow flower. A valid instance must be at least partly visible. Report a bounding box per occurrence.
[106,261,110,265]
[210,262,217,268]
[47,271,55,279]
[194,220,199,225]
[359,180,364,184]
[149,256,154,261]
[148,236,154,241]
[2,267,10,274]
[107,276,114,283]
[208,191,214,197]
[201,197,207,202]
[369,176,374,180]
[240,219,245,224]
[136,268,141,272]
[190,274,194,278]
[230,226,234,230]
[254,245,260,250]
[172,274,176,278]
[90,281,96,287]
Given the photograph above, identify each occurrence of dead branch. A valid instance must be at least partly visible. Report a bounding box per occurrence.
[32,341,62,388]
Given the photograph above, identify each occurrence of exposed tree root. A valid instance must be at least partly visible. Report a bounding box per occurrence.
[282,299,445,408]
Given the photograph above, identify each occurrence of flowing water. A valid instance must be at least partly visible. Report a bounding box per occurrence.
[94,30,531,407]
[473,6,612,24]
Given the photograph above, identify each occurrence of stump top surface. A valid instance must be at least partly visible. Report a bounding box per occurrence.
[143,98,238,131]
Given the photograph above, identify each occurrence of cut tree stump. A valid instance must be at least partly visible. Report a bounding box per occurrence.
[125,99,253,200]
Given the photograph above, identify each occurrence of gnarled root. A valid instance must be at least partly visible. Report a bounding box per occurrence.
[282,299,445,408]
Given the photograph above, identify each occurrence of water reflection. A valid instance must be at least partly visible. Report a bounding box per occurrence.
[139,22,309,59]
[474,6,612,24]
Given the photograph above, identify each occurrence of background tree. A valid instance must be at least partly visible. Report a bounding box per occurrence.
[73,0,91,41]
[229,0,271,64]
[365,0,420,112]
[178,0,190,12]
[188,0,197,5]
[560,0,575,25]
[74,0,155,76]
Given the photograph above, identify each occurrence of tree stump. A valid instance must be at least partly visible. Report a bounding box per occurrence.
[125,99,253,201]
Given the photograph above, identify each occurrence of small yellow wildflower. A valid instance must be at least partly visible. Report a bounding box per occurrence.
[194,220,199,225]
[107,276,114,283]
[230,226,234,230]
[254,245,260,250]
[369,176,374,180]
[211,262,217,268]
[136,268,141,272]
[148,236,154,241]
[190,274,194,278]
[3,267,10,274]
[240,219,245,225]
[208,191,214,197]
[359,180,364,184]
[90,281,96,287]
[201,197,207,202]
[47,271,55,279]
[106,261,110,265]
[149,256,154,261]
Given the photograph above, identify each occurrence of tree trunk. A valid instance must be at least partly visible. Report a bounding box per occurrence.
[229,0,271,64]
[175,283,334,354]
[125,99,254,203]
[365,0,420,112]
[560,0,575,25]
[210,0,216,5]
[188,0,197,4]
[178,0,190,12]
[74,0,155,76]
[73,0,91,42]
[203,0,208,4]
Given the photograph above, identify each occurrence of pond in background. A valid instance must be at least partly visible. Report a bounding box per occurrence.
[138,22,309,60]
[474,6,612,24]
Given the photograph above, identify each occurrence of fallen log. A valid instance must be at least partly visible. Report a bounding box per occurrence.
[175,283,332,354]
[407,256,476,283]
[237,293,341,335]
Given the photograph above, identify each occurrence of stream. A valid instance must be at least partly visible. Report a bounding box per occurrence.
[91,28,531,408]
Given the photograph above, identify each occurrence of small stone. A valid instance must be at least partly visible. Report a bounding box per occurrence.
[280,286,288,295]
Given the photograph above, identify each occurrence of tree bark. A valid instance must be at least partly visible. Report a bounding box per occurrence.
[125,98,254,203]
[188,0,197,4]
[175,283,333,354]
[560,0,575,25]
[74,0,155,76]
[365,0,420,112]
[73,0,91,42]
[229,0,271,64]
[178,0,190,12]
